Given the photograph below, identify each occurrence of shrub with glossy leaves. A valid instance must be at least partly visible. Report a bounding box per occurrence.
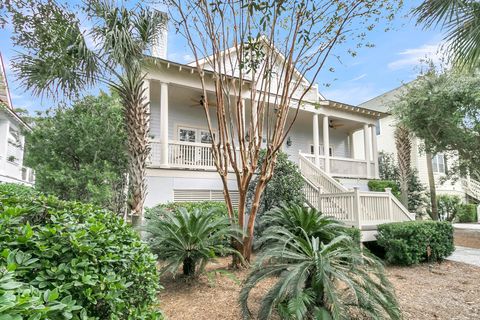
[457,203,477,223]
[0,183,162,319]
[377,220,454,265]
[144,206,241,277]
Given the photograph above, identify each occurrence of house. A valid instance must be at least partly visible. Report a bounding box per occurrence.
[357,83,480,203]
[0,53,34,185]
[141,27,413,240]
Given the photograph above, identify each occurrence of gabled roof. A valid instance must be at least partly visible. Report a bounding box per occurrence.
[187,36,326,101]
[359,81,414,113]
[0,53,31,130]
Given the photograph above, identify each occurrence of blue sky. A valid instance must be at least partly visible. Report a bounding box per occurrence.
[0,1,443,113]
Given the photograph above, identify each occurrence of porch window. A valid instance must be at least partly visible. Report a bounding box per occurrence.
[432,153,446,173]
[310,144,333,157]
[178,126,215,144]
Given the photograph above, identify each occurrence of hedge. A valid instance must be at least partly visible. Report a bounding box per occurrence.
[368,180,400,198]
[457,204,477,223]
[376,221,454,266]
[0,183,163,319]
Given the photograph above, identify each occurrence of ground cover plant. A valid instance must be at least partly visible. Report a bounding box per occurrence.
[0,183,162,319]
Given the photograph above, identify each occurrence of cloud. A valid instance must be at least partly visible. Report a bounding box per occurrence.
[349,73,367,82]
[387,42,444,71]
[182,54,193,63]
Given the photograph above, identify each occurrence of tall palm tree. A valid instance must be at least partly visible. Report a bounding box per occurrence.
[6,0,166,223]
[414,0,480,70]
[394,125,412,208]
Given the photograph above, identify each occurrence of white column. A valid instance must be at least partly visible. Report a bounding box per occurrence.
[323,115,330,173]
[160,82,169,167]
[348,131,355,159]
[363,123,371,178]
[313,113,320,166]
[371,124,379,178]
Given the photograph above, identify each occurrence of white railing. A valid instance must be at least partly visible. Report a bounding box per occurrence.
[463,177,480,201]
[299,153,347,194]
[299,152,374,179]
[168,141,216,169]
[300,153,413,228]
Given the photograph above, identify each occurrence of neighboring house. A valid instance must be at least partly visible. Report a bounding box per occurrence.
[141,26,413,240]
[0,53,35,185]
[357,83,480,203]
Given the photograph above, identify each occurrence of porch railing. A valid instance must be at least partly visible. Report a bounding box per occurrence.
[299,152,371,179]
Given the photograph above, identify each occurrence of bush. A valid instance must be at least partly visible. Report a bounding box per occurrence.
[144,207,241,277]
[247,150,305,217]
[147,201,228,217]
[368,180,400,198]
[377,221,455,265]
[0,183,162,319]
[437,194,462,221]
[457,203,477,223]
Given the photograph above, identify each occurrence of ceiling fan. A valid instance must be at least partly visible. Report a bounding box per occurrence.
[329,120,345,129]
[189,95,217,108]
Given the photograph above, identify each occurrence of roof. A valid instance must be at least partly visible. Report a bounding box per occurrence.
[0,53,31,130]
[319,100,388,119]
[359,81,414,113]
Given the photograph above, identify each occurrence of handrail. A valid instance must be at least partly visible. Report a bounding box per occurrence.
[299,153,347,193]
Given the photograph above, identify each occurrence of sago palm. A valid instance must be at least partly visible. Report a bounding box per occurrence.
[240,230,402,320]
[144,207,242,276]
[414,0,480,70]
[5,0,166,222]
[258,203,358,247]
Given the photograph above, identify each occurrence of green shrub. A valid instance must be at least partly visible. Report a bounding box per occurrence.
[437,194,462,221]
[377,221,455,265]
[457,203,477,223]
[0,183,162,319]
[368,180,400,198]
[147,201,228,217]
[144,207,241,277]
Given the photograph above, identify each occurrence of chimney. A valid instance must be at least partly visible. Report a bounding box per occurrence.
[152,12,168,59]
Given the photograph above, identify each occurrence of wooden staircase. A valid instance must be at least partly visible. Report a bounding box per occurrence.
[299,154,414,240]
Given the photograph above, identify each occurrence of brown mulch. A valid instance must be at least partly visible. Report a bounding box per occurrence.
[159,258,480,320]
[454,228,480,249]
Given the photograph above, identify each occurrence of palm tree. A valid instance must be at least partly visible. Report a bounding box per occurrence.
[239,230,401,320]
[414,0,480,70]
[143,207,242,276]
[394,125,412,208]
[6,0,166,223]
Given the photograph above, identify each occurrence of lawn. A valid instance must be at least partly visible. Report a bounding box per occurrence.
[159,257,480,320]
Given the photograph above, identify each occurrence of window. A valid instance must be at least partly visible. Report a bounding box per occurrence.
[178,126,215,144]
[310,144,333,157]
[375,119,381,135]
[432,153,446,173]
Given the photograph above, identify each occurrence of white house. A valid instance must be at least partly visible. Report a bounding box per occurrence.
[357,83,480,203]
[141,28,413,239]
[0,53,35,185]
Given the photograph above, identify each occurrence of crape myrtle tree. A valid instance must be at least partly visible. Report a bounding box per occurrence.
[169,0,403,262]
[4,0,167,223]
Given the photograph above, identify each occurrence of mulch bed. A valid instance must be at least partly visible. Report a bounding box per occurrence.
[159,258,480,320]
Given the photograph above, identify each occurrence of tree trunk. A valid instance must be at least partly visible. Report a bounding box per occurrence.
[125,95,150,226]
[395,126,411,208]
[183,257,196,276]
[426,152,439,220]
